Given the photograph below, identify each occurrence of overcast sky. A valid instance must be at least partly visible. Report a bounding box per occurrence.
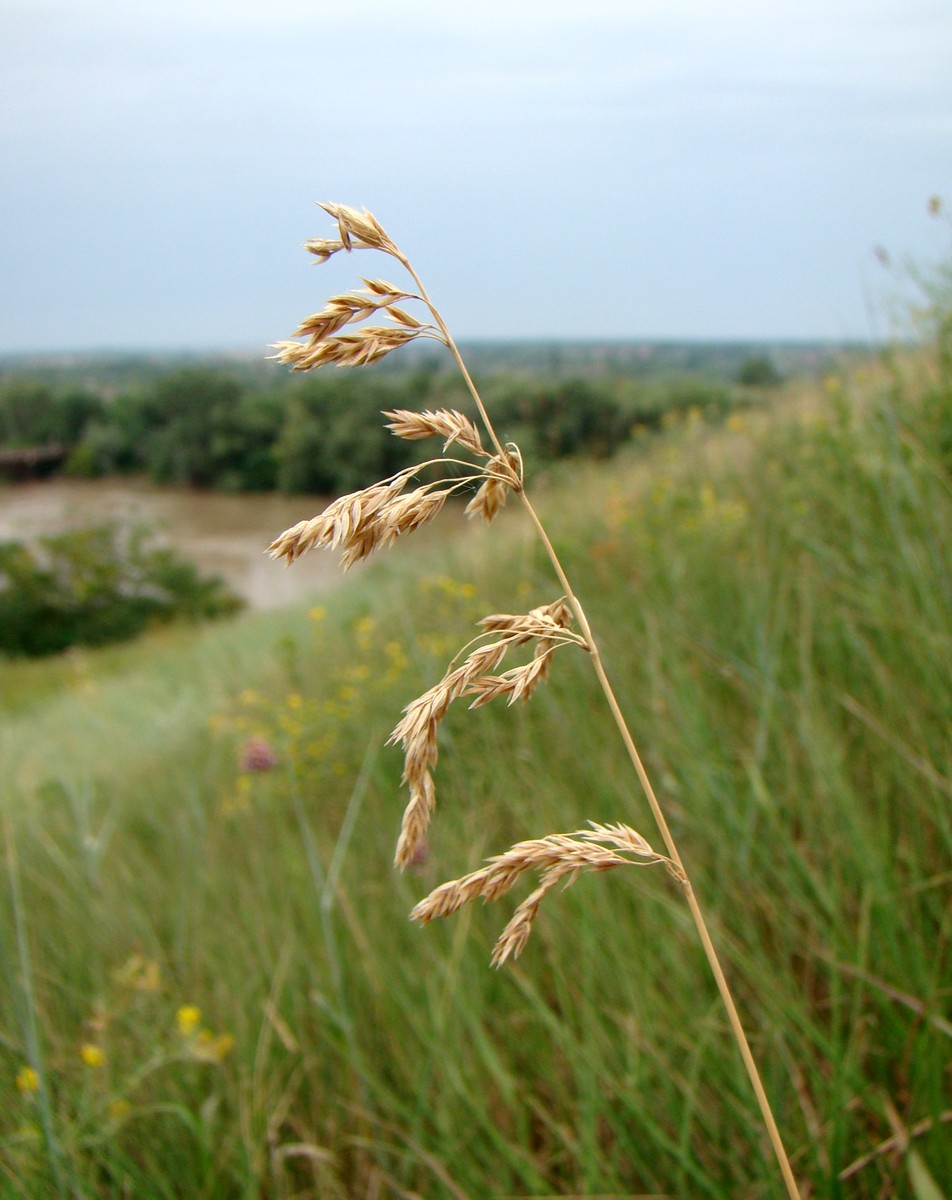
[2,0,950,353]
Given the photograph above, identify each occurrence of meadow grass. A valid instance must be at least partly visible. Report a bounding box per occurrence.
[0,335,949,1198]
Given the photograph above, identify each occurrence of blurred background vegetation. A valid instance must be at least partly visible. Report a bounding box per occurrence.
[0,340,825,495]
[0,265,948,1195]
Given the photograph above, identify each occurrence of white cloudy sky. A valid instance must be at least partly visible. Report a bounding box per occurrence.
[2,0,950,352]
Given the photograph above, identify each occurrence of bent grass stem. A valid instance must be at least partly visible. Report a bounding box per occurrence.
[274,206,803,1199]
[415,270,802,1200]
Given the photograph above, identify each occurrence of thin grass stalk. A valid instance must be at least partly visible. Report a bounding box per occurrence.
[401,256,801,1199]
[273,206,803,1198]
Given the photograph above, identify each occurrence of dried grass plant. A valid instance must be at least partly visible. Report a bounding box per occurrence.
[269,203,803,1199]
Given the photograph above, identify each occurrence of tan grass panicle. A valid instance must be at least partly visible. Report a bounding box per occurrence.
[388,602,586,868]
[410,821,675,965]
[464,447,523,523]
[384,408,487,457]
[266,476,458,571]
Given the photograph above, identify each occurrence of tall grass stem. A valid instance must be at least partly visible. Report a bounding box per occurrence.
[412,269,803,1200]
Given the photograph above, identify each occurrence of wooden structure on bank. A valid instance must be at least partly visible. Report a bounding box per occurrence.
[0,443,69,480]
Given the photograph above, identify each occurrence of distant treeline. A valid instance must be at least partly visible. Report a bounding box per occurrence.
[0,360,779,494]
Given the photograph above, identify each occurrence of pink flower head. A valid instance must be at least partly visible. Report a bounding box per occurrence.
[239,737,278,772]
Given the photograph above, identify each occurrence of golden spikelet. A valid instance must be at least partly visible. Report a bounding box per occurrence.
[410,822,674,966]
[383,408,486,457]
[465,448,523,523]
[291,284,417,343]
[303,236,345,263]
[319,202,395,253]
[478,598,574,642]
[271,324,425,372]
[267,477,453,570]
[387,607,584,868]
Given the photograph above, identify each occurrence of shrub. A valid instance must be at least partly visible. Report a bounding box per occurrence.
[737,354,782,388]
[0,525,244,658]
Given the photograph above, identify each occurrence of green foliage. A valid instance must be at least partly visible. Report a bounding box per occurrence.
[3,358,761,494]
[0,524,244,658]
[275,373,418,494]
[73,370,285,489]
[908,1154,948,1200]
[0,381,103,448]
[487,376,628,459]
[0,349,948,1196]
[737,353,782,387]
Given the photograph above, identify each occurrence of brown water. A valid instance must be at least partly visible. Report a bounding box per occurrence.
[0,478,342,610]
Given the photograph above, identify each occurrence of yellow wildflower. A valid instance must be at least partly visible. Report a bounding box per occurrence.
[176,1005,201,1036]
[80,1043,105,1069]
[16,1066,39,1094]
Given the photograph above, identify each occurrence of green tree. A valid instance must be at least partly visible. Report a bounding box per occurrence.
[0,525,243,658]
[737,354,782,388]
[0,381,103,447]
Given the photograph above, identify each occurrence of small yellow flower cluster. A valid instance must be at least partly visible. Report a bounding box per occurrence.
[381,639,409,685]
[220,774,254,816]
[176,1005,234,1063]
[176,1004,202,1036]
[80,1043,105,1069]
[420,575,481,619]
[823,374,844,396]
[353,614,377,654]
[13,959,237,1157]
[15,1065,39,1094]
[430,575,478,601]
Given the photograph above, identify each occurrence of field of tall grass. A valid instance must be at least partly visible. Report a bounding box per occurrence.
[1,337,949,1197]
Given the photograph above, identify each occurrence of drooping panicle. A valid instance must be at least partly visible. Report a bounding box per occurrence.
[410,822,673,966]
[465,447,523,523]
[388,603,585,868]
[384,408,487,457]
[267,475,454,570]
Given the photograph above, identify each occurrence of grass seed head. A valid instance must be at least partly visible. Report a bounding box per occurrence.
[383,408,486,457]
[267,477,456,569]
[465,448,523,523]
[319,203,395,254]
[388,607,583,866]
[410,823,671,965]
[271,324,423,372]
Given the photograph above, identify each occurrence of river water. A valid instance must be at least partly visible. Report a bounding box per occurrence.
[0,478,343,610]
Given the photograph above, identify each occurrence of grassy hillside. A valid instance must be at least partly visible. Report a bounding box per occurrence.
[0,348,949,1198]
